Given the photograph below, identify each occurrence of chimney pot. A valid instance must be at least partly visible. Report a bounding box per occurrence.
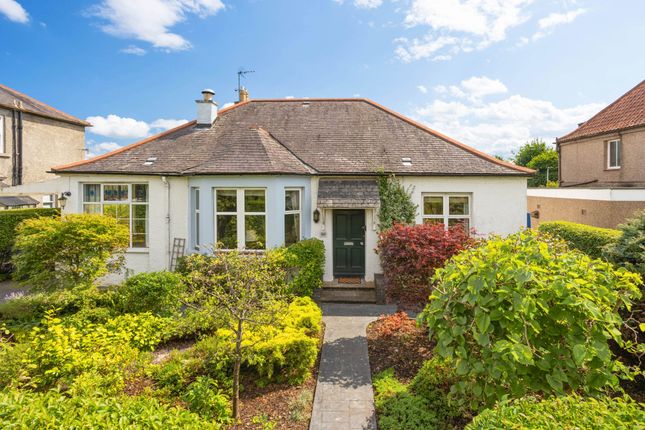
[238,86,249,103]
[196,89,218,126]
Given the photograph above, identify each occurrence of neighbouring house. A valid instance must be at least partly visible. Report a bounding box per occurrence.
[0,83,89,208]
[528,80,645,229]
[51,90,531,283]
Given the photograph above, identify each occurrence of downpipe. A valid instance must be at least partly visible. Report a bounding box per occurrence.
[162,176,171,267]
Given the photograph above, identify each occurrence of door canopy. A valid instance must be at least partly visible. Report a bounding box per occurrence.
[317,179,380,209]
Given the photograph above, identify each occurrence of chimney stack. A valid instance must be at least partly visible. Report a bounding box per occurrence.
[238,86,249,103]
[196,89,217,126]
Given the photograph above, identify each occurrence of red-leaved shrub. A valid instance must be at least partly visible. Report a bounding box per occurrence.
[377,223,474,309]
[371,311,420,338]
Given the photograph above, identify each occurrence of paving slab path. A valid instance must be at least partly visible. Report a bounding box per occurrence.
[310,303,397,430]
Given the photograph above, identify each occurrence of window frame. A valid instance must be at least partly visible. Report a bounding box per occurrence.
[81,183,149,249]
[213,188,267,250]
[284,188,302,246]
[421,193,472,231]
[607,139,621,170]
[191,187,200,250]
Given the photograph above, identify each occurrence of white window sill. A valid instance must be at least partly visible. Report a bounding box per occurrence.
[606,166,621,170]
[0,153,10,158]
[127,248,149,254]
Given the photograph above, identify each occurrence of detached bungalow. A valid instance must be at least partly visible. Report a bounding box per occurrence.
[52,90,532,283]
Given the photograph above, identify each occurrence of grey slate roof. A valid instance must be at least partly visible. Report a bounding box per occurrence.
[0,195,39,207]
[318,179,380,208]
[0,84,90,127]
[52,99,532,176]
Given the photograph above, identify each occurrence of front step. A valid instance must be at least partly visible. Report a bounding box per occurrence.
[313,287,377,303]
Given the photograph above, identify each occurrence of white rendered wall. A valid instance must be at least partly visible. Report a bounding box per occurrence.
[400,176,528,236]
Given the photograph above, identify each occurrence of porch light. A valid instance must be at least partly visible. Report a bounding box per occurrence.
[313,208,320,223]
[58,191,71,210]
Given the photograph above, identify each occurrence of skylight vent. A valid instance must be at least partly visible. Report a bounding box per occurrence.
[143,157,157,166]
[401,157,412,167]
[302,101,311,107]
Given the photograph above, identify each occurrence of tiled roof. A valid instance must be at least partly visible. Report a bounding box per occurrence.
[558,80,645,143]
[318,179,380,208]
[0,84,90,127]
[53,98,532,176]
[0,195,39,207]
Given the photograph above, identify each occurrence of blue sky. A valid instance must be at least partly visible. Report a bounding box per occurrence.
[1,0,644,157]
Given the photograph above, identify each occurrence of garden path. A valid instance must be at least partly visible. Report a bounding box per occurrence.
[310,303,396,430]
[0,280,29,303]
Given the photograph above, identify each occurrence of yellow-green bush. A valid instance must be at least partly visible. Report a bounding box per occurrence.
[467,395,644,429]
[267,239,325,296]
[114,271,184,316]
[0,389,223,429]
[538,221,620,259]
[0,208,59,272]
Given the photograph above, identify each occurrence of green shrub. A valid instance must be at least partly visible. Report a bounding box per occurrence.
[604,210,645,280]
[12,214,130,291]
[285,238,325,296]
[182,376,232,422]
[373,369,440,430]
[0,389,223,429]
[378,173,418,232]
[0,290,77,322]
[0,208,59,272]
[1,312,145,393]
[420,230,642,409]
[467,395,645,430]
[538,221,620,259]
[115,271,184,316]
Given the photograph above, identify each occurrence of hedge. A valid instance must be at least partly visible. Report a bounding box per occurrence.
[0,208,60,271]
[538,221,620,259]
[285,238,325,296]
[467,395,644,430]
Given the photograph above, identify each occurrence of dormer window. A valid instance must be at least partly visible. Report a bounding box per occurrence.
[607,139,621,169]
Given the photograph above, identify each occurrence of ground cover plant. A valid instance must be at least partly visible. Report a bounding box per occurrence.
[377,222,473,309]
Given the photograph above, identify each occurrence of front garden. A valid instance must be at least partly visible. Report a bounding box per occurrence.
[369,212,645,429]
[0,212,326,429]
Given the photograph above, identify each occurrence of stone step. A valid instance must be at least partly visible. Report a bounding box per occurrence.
[313,288,377,304]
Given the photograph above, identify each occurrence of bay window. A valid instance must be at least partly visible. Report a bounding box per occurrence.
[82,183,149,248]
[285,188,301,246]
[422,194,471,231]
[214,189,266,250]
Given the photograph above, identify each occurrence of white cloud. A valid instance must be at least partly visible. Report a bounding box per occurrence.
[417,85,428,94]
[460,76,508,99]
[0,0,29,23]
[86,114,188,139]
[395,0,532,61]
[538,8,586,29]
[413,77,604,155]
[88,0,225,51]
[150,118,189,130]
[120,45,146,55]
[85,140,123,158]
[354,0,383,8]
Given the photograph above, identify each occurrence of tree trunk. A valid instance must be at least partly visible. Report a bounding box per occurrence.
[232,319,243,419]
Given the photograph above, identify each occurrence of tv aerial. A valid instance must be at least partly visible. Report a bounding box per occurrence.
[236,68,255,95]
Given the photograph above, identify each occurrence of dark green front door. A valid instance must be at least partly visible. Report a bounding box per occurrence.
[333,210,365,277]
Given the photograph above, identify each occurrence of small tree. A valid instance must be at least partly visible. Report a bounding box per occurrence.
[12,214,129,291]
[527,151,558,187]
[181,251,288,419]
[513,138,550,167]
[378,173,418,232]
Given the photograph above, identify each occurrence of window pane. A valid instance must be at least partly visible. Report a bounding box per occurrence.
[83,204,101,214]
[194,188,200,210]
[285,213,300,246]
[285,189,300,211]
[245,190,265,212]
[103,184,128,201]
[245,215,266,249]
[615,141,621,166]
[195,212,200,248]
[216,190,237,212]
[449,196,469,215]
[423,196,443,215]
[133,219,147,234]
[448,218,470,232]
[133,204,147,219]
[83,184,100,203]
[103,204,130,226]
[217,215,237,249]
[132,184,148,202]
[132,234,147,248]
[423,218,444,226]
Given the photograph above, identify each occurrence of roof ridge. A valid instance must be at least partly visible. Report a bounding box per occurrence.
[557,79,645,143]
[0,83,91,126]
[52,120,196,172]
